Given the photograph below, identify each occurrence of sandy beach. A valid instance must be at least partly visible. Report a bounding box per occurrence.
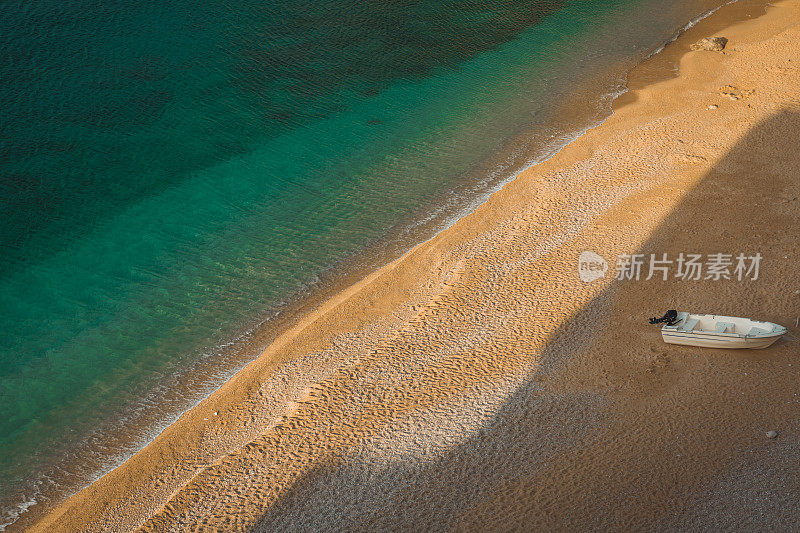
[24,0,800,530]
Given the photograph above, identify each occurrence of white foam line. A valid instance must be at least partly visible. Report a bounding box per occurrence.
[647,0,740,60]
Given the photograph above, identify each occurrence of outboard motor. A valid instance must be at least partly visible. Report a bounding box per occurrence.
[649,309,678,326]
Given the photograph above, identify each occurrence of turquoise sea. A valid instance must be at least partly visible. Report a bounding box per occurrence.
[1,0,729,526]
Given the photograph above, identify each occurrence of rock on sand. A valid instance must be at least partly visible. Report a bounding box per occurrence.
[691,36,729,51]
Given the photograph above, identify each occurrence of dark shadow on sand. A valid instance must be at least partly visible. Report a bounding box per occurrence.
[248,110,800,531]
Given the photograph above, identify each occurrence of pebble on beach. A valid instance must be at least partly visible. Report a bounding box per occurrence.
[708,104,719,110]
[766,430,778,439]
[691,36,729,51]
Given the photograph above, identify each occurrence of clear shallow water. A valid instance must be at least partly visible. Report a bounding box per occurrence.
[1,0,727,526]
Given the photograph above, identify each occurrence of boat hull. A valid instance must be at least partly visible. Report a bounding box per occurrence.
[660,312,786,349]
[661,331,783,349]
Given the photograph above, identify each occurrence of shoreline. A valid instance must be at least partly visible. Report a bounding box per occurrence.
[0,45,632,533]
[21,0,800,529]
[0,7,664,526]
[0,6,679,528]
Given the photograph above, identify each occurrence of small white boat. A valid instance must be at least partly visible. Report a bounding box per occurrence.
[659,312,786,349]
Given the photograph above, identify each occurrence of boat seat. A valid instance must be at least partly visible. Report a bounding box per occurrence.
[679,318,699,332]
[716,322,735,333]
[748,326,769,336]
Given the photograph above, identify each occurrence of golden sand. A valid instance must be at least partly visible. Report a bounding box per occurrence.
[27,0,800,530]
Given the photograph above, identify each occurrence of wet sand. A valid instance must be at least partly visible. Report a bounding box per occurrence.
[27,0,800,530]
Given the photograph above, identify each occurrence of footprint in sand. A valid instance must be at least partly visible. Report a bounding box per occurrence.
[719,84,755,100]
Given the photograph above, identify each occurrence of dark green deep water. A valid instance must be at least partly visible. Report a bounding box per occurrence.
[1,0,728,525]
